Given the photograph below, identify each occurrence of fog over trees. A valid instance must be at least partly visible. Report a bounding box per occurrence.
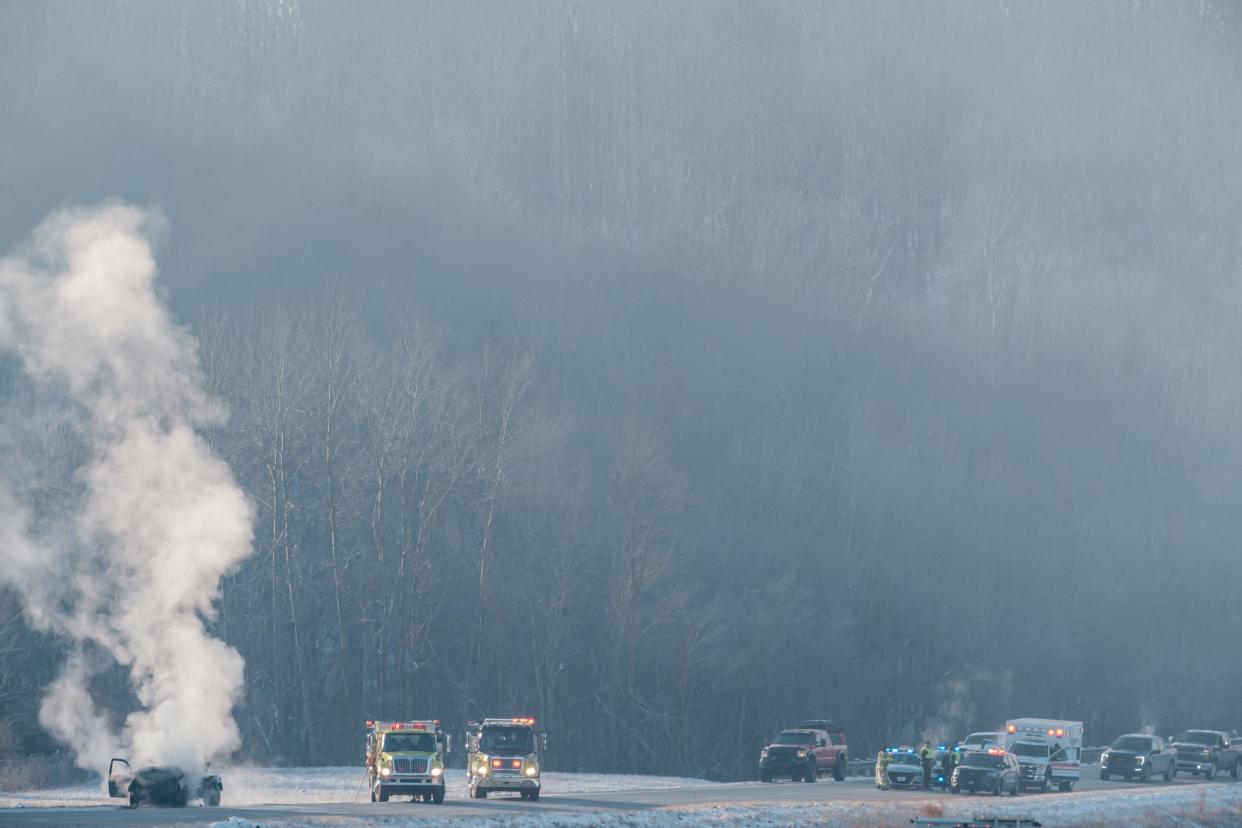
[2,1,1242,777]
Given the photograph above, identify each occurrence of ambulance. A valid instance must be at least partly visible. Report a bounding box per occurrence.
[1004,718,1083,792]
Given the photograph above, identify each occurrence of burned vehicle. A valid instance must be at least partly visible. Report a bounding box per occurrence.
[108,758,223,807]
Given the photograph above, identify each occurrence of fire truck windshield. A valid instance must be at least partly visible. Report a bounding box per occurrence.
[383,732,436,752]
[480,727,535,753]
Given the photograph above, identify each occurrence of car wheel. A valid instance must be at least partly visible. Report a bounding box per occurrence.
[803,760,817,782]
[760,770,772,783]
[473,786,487,799]
[378,788,389,803]
[433,789,445,804]
[529,789,540,802]
[1100,771,1110,781]
[833,757,846,782]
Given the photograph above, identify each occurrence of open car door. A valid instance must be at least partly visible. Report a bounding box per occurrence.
[107,758,132,798]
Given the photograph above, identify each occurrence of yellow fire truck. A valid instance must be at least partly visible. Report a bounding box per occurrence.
[466,717,546,800]
[364,719,451,803]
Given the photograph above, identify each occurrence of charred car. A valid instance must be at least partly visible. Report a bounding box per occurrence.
[108,758,223,807]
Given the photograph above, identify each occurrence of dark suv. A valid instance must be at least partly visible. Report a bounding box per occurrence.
[1173,730,1241,779]
[759,721,848,782]
[950,750,1020,796]
[1100,734,1177,782]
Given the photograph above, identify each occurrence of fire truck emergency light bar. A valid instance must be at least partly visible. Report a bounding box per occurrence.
[365,720,441,730]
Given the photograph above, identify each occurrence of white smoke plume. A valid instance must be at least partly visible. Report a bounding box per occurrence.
[0,204,254,777]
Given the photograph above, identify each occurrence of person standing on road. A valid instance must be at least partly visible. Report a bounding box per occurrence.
[875,747,891,789]
[919,742,934,790]
[946,744,961,789]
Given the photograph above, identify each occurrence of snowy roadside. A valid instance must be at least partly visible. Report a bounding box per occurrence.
[212,784,1242,828]
[0,767,724,808]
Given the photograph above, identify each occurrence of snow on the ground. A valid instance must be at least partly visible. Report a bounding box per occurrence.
[0,767,722,808]
[245,785,1242,828]
[222,767,722,805]
[9,769,1242,826]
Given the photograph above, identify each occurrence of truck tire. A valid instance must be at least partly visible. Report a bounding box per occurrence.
[833,756,846,781]
[473,786,487,799]
[803,759,817,782]
[760,770,772,783]
[1100,771,1110,781]
[433,788,445,804]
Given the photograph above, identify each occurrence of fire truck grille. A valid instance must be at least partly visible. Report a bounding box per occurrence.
[392,757,429,774]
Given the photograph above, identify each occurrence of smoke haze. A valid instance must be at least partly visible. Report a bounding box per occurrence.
[0,205,253,775]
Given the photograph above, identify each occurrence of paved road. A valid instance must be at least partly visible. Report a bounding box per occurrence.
[0,773,1234,825]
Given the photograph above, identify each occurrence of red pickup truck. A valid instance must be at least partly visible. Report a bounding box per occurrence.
[758,719,848,782]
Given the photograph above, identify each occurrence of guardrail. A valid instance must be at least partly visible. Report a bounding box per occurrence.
[847,758,876,777]
[912,818,1041,827]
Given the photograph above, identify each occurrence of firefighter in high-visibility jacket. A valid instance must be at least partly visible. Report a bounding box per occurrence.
[919,743,935,790]
[874,748,892,789]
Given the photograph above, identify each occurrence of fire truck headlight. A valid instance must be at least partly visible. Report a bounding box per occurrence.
[797,750,807,758]
[380,767,391,777]
[524,759,539,778]
[431,766,443,778]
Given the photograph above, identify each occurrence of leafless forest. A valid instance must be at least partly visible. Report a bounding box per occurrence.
[1,1,1241,778]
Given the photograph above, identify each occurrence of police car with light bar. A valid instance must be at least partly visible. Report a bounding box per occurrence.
[884,747,926,788]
